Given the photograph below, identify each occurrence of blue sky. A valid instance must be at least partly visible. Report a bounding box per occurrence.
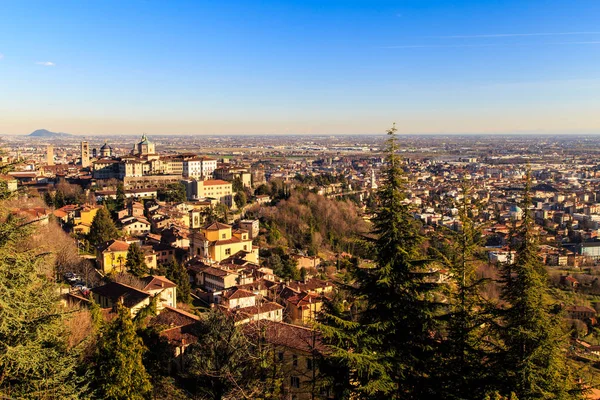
[1,0,600,135]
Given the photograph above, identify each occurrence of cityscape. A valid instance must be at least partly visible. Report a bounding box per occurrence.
[2,1,600,400]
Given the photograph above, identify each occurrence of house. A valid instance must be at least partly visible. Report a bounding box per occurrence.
[243,321,332,400]
[91,281,151,317]
[292,254,321,270]
[121,217,151,236]
[141,275,177,310]
[560,275,579,289]
[189,222,258,264]
[566,305,596,321]
[72,205,101,234]
[96,239,130,274]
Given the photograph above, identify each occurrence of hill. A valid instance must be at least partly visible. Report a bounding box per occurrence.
[29,129,73,138]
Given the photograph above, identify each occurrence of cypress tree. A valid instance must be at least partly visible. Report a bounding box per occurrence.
[126,242,148,277]
[495,175,581,399]
[88,206,119,247]
[116,182,126,210]
[93,302,152,400]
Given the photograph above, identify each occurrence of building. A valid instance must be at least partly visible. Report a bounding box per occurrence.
[239,219,259,239]
[182,157,217,179]
[91,281,151,317]
[133,133,156,156]
[46,145,54,166]
[190,179,233,206]
[96,239,130,274]
[100,142,113,157]
[141,276,177,310]
[81,141,90,167]
[189,222,258,264]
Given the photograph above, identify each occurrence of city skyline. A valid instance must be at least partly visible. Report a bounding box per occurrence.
[2,0,600,135]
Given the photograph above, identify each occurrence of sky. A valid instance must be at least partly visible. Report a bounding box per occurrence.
[1,0,600,135]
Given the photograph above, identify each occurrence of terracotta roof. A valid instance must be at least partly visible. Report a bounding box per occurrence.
[243,320,327,354]
[223,288,255,300]
[142,275,177,292]
[203,180,230,186]
[149,305,200,328]
[160,324,198,346]
[97,239,130,253]
[235,302,283,319]
[204,221,231,231]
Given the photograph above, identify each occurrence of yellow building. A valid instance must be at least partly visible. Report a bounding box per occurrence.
[72,205,101,235]
[189,222,258,263]
[96,239,130,274]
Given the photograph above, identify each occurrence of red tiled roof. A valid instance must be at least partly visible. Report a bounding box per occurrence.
[142,275,177,292]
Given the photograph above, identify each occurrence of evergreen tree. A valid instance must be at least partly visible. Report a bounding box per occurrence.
[54,189,66,208]
[495,175,581,399]
[88,206,119,247]
[164,260,192,304]
[434,182,496,398]
[234,190,247,209]
[116,182,126,210]
[43,191,54,207]
[126,243,148,277]
[319,123,442,399]
[0,212,82,399]
[186,310,261,400]
[93,302,152,400]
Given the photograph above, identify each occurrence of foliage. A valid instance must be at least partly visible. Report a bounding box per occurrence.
[260,247,300,281]
[494,176,581,399]
[0,212,83,399]
[88,206,119,247]
[126,242,149,277]
[158,183,187,203]
[318,124,442,399]
[260,189,369,254]
[93,302,152,400]
[164,260,192,304]
[186,310,262,400]
[116,182,126,210]
[234,190,247,209]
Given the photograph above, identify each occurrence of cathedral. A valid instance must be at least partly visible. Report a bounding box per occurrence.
[132,133,155,156]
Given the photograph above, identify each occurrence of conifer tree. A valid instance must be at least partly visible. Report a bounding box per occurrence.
[93,302,152,400]
[0,212,82,399]
[319,124,442,399]
[165,260,192,304]
[126,242,149,277]
[116,182,126,209]
[88,206,119,247]
[495,174,581,399]
[434,182,496,398]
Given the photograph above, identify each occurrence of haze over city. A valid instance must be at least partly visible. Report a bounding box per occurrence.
[2,0,600,135]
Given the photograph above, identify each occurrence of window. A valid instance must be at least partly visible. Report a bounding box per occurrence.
[292,354,298,367]
[225,248,231,255]
[290,376,300,388]
[243,245,247,251]
[306,358,313,370]
[222,233,226,239]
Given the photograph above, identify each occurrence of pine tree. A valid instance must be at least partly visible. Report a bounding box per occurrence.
[126,243,148,277]
[54,189,66,208]
[93,302,152,399]
[88,206,119,247]
[0,212,82,399]
[495,175,581,399]
[319,124,442,399]
[43,191,54,207]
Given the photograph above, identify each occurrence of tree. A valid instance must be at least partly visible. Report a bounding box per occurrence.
[0,212,82,399]
[234,190,247,209]
[54,189,66,208]
[158,183,186,203]
[93,302,152,399]
[126,243,148,277]
[434,182,496,398]
[88,207,119,247]
[116,182,126,210]
[494,176,581,399]
[232,177,244,193]
[43,191,54,207]
[186,311,261,400]
[319,124,442,398]
[164,260,192,304]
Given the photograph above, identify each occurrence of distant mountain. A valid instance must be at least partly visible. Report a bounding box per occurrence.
[29,129,73,138]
